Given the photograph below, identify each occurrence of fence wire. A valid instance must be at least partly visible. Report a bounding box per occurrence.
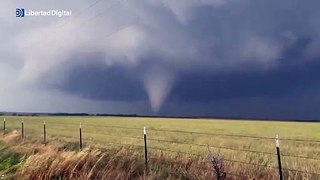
[1,120,320,178]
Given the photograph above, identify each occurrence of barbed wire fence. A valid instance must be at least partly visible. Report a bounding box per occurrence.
[1,118,320,179]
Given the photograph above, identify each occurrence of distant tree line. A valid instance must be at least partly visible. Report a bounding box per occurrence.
[0,112,319,122]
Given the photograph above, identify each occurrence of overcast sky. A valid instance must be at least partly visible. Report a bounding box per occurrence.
[1,0,320,120]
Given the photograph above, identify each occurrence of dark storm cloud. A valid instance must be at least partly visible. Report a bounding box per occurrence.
[170,60,320,103]
[57,48,320,106]
[57,61,147,101]
[2,0,320,119]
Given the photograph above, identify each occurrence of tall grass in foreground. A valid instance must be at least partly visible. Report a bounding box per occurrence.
[0,131,318,180]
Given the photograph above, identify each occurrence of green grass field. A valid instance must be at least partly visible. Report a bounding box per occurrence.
[1,116,320,179]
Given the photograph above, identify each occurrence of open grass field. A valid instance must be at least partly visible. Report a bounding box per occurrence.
[0,116,320,179]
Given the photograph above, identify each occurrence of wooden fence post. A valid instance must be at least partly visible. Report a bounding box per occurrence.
[21,120,24,139]
[79,122,83,151]
[3,118,5,136]
[144,127,148,173]
[43,121,46,143]
[275,134,283,180]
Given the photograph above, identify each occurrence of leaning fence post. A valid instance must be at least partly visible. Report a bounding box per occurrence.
[21,119,24,139]
[143,127,148,172]
[79,122,83,151]
[43,121,46,143]
[275,134,283,180]
[3,118,5,136]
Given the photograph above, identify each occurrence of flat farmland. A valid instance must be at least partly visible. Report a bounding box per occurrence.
[1,116,320,179]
